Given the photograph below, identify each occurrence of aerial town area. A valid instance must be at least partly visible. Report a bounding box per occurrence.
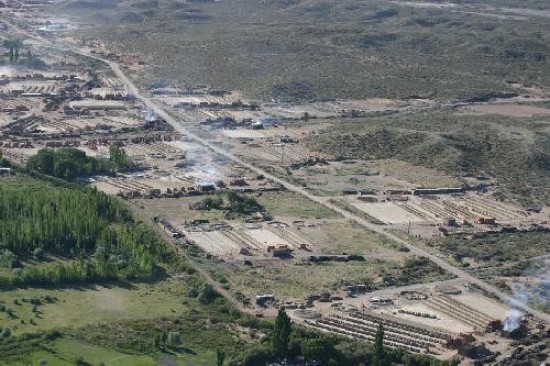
[0,0,549,365]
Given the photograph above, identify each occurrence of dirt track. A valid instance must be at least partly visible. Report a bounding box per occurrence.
[96,58,549,323]
[12,21,546,323]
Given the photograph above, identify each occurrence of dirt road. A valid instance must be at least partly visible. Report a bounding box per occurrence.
[100,59,550,323]
[10,21,546,322]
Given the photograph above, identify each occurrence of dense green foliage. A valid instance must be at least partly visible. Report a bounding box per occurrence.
[378,256,449,288]
[27,148,111,181]
[437,231,550,264]
[226,191,264,215]
[373,325,385,366]
[217,348,226,366]
[3,39,22,62]
[26,147,132,181]
[0,176,166,286]
[272,309,291,360]
[109,145,133,171]
[200,195,224,210]
[197,193,265,216]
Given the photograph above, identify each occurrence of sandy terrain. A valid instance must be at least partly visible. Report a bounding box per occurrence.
[350,201,425,224]
[244,228,289,249]
[186,231,242,256]
[453,292,509,319]
[460,103,550,117]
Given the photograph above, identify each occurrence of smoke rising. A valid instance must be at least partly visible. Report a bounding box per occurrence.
[504,258,549,331]
[180,140,224,185]
[145,109,157,122]
[503,309,523,332]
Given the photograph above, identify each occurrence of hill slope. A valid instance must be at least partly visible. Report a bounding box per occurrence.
[306,111,550,206]
[57,0,550,101]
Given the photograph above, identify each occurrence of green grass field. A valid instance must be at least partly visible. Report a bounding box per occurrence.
[255,191,338,219]
[0,280,194,334]
[10,338,218,365]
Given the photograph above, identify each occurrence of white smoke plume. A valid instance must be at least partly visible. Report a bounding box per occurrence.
[145,109,157,122]
[181,140,224,184]
[503,309,523,332]
[504,257,549,332]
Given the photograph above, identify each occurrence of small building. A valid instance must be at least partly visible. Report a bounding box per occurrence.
[446,217,457,226]
[385,189,412,195]
[342,188,358,195]
[239,247,251,255]
[197,183,215,192]
[69,100,126,110]
[229,178,247,186]
[10,89,25,96]
[341,284,369,294]
[0,168,13,176]
[412,187,464,196]
[478,217,496,225]
[145,188,162,197]
[269,245,292,257]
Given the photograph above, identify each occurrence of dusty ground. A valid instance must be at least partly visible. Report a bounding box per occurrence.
[460,103,550,117]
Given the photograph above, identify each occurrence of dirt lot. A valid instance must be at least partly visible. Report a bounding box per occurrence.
[344,192,543,235]
[291,159,462,196]
[460,103,550,117]
[350,201,426,224]
[311,279,509,331]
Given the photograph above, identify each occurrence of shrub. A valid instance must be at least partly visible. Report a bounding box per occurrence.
[198,283,218,305]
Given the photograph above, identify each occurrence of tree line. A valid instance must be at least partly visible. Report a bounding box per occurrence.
[3,39,22,62]
[239,309,459,366]
[199,191,265,215]
[0,178,167,286]
[26,146,133,181]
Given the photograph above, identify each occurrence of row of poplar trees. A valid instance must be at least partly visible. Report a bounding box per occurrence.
[0,182,166,285]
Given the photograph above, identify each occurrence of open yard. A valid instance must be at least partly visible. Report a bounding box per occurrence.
[197,255,453,301]
[255,191,337,219]
[0,280,193,335]
[293,159,463,196]
[294,219,401,255]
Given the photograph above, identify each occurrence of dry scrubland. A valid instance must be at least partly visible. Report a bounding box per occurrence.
[196,255,451,300]
[54,0,550,206]
[57,0,550,101]
[0,0,548,364]
[306,111,550,207]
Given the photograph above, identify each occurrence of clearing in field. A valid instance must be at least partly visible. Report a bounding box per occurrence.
[0,280,193,334]
[349,201,425,224]
[460,103,550,117]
